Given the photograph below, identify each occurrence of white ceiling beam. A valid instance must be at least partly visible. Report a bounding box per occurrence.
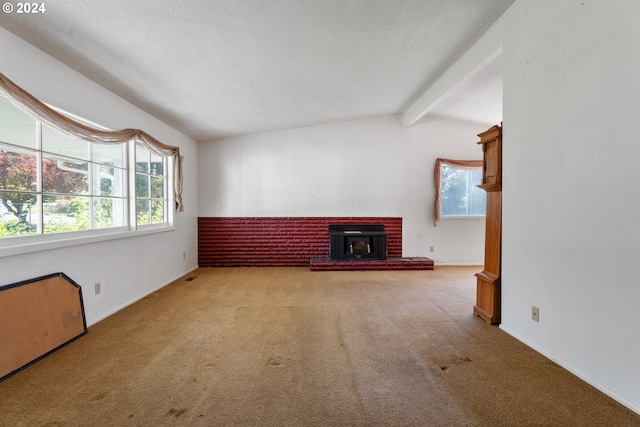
[402,16,504,127]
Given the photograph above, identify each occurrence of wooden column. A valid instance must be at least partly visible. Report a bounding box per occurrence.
[474,125,502,324]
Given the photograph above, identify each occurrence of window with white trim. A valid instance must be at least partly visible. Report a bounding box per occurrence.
[440,164,486,217]
[0,96,171,240]
[134,142,168,226]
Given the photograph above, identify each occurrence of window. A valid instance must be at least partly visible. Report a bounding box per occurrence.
[0,96,171,240]
[440,164,486,217]
[134,142,168,225]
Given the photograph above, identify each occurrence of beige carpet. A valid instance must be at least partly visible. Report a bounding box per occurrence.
[1,266,638,427]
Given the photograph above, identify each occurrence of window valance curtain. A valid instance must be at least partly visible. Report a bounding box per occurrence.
[0,72,183,211]
[433,158,482,227]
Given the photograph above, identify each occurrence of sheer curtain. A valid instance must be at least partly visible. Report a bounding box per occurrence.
[433,158,482,226]
[0,72,184,211]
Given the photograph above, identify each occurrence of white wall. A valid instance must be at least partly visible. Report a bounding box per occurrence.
[198,114,489,264]
[0,27,199,326]
[501,0,640,413]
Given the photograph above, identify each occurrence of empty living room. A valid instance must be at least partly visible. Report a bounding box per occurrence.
[1,1,639,426]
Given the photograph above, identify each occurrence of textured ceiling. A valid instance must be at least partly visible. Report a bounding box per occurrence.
[0,0,513,141]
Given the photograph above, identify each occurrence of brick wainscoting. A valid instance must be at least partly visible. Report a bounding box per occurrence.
[198,217,402,267]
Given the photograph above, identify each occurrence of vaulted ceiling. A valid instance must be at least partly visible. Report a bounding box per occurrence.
[0,0,513,141]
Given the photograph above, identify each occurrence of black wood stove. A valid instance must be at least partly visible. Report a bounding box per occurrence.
[328,224,388,260]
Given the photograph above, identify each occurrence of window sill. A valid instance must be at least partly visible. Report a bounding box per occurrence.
[0,225,174,258]
[441,216,486,220]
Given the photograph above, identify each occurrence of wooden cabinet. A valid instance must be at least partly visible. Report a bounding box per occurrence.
[474,125,502,324]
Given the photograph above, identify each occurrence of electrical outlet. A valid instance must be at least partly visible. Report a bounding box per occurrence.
[94,282,101,295]
[531,306,539,322]
[183,251,186,259]
[429,246,434,252]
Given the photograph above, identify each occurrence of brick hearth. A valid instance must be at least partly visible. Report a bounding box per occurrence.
[309,257,434,271]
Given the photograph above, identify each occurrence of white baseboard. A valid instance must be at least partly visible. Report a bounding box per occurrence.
[86,265,199,327]
[499,324,640,416]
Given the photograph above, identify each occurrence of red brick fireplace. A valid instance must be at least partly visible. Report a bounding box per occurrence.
[198,216,433,270]
[198,217,402,267]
